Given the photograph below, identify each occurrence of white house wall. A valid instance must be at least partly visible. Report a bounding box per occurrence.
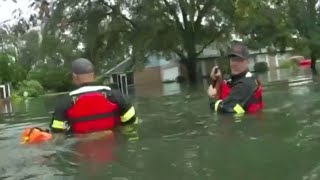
[161,67,179,81]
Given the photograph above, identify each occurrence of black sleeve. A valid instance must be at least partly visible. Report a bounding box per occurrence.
[107,89,137,125]
[49,95,73,133]
[217,79,257,113]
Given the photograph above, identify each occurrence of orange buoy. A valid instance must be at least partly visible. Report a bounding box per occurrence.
[21,127,53,144]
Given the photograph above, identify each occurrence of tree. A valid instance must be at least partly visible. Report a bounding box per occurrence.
[286,0,320,74]
[27,0,236,84]
[11,0,318,84]
[37,0,133,70]
[233,0,292,51]
[127,0,235,84]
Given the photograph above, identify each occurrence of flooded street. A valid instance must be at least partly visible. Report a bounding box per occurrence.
[1,68,320,180]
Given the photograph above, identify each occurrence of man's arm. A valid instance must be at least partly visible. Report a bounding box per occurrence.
[210,80,257,114]
[49,95,72,133]
[108,90,137,125]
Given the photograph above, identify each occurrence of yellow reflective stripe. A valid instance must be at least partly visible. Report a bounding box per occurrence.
[121,124,139,142]
[134,117,140,124]
[233,104,245,114]
[51,120,65,129]
[121,106,135,122]
[214,100,222,111]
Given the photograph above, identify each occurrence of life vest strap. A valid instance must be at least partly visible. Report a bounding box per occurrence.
[69,111,120,123]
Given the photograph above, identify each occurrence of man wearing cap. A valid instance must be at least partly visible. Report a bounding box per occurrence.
[49,58,138,134]
[207,42,264,114]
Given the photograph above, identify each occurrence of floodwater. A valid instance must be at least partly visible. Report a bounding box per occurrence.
[1,68,320,180]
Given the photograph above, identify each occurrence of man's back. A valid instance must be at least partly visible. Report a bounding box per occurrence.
[50,85,137,134]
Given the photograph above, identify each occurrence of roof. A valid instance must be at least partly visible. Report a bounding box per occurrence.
[248,47,294,55]
[104,55,177,75]
[104,58,134,75]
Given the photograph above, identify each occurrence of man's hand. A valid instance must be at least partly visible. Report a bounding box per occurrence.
[207,85,217,98]
[210,66,221,81]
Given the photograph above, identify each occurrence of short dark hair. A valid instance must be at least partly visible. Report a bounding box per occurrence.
[71,58,94,74]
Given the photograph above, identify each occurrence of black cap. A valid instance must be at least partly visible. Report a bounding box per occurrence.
[227,42,249,59]
[71,58,94,74]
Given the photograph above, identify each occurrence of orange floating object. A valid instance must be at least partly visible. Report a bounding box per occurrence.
[21,127,53,144]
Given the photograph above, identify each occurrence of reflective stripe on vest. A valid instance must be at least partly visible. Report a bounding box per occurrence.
[233,104,245,114]
[121,106,135,123]
[214,100,222,111]
[51,120,65,130]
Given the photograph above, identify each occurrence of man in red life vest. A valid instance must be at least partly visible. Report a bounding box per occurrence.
[49,58,137,134]
[207,42,264,114]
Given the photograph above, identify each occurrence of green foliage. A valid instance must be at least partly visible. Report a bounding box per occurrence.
[0,53,28,87]
[279,59,298,69]
[34,0,236,83]
[279,60,292,69]
[4,0,320,86]
[11,63,28,87]
[254,62,269,72]
[18,30,41,71]
[28,64,73,92]
[0,53,15,83]
[95,75,108,85]
[234,1,292,50]
[16,80,44,97]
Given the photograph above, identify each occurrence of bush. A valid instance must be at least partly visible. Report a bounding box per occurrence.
[28,65,73,92]
[16,80,44,97]
[11,64,28,88]
[279,59,297,69]
[0,54,28,87]
[254,62,269,72]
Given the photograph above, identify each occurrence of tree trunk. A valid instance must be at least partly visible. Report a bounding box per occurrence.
[185,59,198,85]
[310,50,318,74]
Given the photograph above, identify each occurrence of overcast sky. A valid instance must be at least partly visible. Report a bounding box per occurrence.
[0,0,35,25]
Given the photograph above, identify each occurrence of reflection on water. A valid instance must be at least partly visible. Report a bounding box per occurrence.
[258,68,312,83]
[133,82,181,97]
[289,86,311,95]
[1,68,320,179]
[162,83,181,96]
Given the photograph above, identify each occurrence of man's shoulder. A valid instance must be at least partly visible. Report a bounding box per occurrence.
[56,93,72,102]
[237,72,259,87]
[53,93,73,110]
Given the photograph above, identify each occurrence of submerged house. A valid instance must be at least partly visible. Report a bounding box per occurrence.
[104,46,294,96]
[104,54,181,96]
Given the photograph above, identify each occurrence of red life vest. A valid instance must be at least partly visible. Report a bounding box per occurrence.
[219,77,264,113]
[66,86,121,134]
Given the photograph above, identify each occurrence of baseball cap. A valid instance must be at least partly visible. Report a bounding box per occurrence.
[227,42,249,59]
[71,58,94,74]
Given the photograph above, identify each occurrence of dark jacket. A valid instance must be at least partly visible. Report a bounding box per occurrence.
[209,71,263,114]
